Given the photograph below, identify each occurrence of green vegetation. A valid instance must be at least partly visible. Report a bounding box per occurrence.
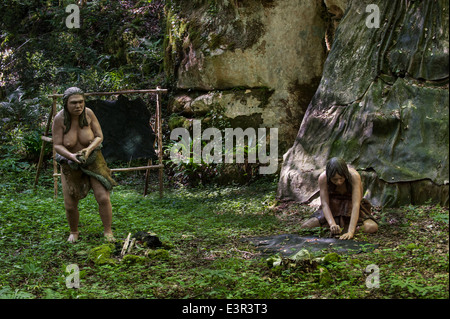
[0,0,448,300]
[1,0,166,96]
[0,168,448,299]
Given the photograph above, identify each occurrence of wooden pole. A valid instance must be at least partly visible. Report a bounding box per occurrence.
[143,158,152,196]
[52,164,164,177]
[51,95,58,199]
[47,88,168,98]
[144,100,158,196]
[156,87,163,198]
[111,164,164,172]
[51,165,163,175]
[34,106,53,188]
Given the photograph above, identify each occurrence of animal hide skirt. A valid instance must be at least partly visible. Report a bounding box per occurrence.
[56,147,117,200]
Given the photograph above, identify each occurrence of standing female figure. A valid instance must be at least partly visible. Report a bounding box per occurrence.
[301,157,378,240]
[52,87,116,242]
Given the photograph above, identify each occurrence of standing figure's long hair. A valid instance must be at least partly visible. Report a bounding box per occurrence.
[62,87,89,134]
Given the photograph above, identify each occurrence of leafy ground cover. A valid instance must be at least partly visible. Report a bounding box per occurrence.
[0,168,448,299]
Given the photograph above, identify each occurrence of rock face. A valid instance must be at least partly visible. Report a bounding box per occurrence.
[277,0,449,207]
[165,0,334,154]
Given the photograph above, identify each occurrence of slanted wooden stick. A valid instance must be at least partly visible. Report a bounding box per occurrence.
[121,233,131,257]
[127,238,136,254]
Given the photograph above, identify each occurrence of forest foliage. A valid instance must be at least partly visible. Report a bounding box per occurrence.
[1,0,166,169]
[1,0,166,95]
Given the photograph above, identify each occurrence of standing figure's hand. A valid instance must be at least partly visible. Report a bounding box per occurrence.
[76,148,90,164]
[67,153,81,164]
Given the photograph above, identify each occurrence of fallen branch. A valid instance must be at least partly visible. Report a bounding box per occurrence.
[121,233,131,257]
[127,238,136,254]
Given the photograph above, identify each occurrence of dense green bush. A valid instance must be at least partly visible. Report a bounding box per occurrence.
[0,87,52,165]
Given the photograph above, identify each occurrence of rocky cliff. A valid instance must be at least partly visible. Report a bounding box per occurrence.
[164,0,339,154]
[277,0,449,207]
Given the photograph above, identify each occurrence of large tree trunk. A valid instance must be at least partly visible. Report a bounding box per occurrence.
[277,0,449,207]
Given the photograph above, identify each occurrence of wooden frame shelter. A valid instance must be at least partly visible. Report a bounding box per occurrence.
[34,87,167,198]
